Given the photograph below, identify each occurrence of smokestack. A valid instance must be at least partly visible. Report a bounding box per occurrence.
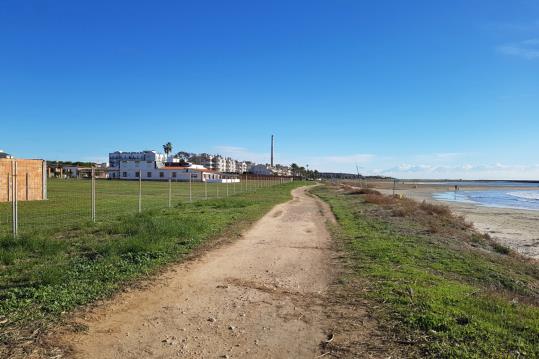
[270,134,274,167]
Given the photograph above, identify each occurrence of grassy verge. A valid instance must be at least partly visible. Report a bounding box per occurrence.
[312,184,539,358]
[0,179,276,236]
[0,181,305,357]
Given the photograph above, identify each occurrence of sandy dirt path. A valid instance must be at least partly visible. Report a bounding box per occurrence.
[61,186,337,359]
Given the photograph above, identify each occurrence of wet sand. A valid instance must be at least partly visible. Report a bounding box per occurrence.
[366,181,539,260]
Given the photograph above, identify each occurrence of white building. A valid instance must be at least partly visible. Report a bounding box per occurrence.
[171,152,256,175]
[250,164,274,176]
[273,164,292,176]
[212,155,226,173]
[236,161,248,174]
[188,153,212,170]
[108,150,224,182]
[225,157,236,173]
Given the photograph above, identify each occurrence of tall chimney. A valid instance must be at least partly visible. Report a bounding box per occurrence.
[270,134,274,167]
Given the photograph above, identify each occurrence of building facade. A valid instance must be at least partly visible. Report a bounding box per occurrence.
[108,151,223,182]
[225,157,236,173]
[236,161,248,174]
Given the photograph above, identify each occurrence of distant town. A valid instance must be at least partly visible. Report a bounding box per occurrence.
[1,138,315,182]
[1,143,393,182]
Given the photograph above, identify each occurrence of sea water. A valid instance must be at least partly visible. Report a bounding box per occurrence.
[433,190,539,211]
[421,180,539,188]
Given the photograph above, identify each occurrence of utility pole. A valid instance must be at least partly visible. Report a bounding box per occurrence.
[189,175,192,202]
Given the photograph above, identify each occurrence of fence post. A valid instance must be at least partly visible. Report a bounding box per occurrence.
[12,160,18,237]
[168,178,172,208]
[91,167,96,222]
[25,173,29,201]
[189,175,192,202]
[138,171,142,213]
[42,160,47,200]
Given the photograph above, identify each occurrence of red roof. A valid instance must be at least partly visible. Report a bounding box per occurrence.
[161,166,215,173]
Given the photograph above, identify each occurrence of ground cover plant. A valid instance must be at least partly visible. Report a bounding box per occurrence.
[0,180,305,357]
[312,184,539,358]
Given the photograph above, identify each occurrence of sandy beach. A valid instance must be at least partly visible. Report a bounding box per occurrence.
[364,181,539,260]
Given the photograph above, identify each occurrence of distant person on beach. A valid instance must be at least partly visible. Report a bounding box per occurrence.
[455,185,458,191]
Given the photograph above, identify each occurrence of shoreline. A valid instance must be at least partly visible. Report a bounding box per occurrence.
[365,182,539,259]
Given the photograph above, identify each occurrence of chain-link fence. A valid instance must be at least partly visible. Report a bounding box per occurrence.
[0,161,294,237]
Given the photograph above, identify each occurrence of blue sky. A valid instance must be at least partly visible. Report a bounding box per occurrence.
[1,1,538,179]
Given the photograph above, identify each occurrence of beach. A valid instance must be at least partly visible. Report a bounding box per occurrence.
[365,181,539,260]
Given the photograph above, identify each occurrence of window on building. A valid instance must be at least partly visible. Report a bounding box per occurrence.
[147,172,152,178]
[135,172,139,178]
[122,172,127,177]
[172,172,177,178]
[159,172,164,178]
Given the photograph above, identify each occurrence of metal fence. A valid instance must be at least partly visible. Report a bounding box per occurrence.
[0,163,294,238]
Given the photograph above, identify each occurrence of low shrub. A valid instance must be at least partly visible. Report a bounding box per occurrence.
[364,194,397,205]
[347,188,382,196]
[492,242,512,255]
[419,201,452,217]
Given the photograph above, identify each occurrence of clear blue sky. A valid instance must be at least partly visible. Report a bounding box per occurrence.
[1,1,538,179]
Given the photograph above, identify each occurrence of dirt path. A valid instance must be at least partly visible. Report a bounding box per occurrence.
[61,187,337,358]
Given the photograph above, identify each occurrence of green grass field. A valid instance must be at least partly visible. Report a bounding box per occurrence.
[0,178,283,236]
[0,179,304,357]
[312,184,539,358]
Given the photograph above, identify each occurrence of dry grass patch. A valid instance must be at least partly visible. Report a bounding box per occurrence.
[363,193,397,205]
[346,188,382,196]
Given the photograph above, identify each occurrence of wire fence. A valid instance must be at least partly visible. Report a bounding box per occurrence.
[0,162,294,237]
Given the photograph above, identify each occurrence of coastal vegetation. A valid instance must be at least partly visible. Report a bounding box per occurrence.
[312,184,539,358]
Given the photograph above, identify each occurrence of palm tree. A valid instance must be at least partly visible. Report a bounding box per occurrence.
[163,142,173,156]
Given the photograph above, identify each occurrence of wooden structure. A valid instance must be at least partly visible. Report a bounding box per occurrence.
[0,159,47,202]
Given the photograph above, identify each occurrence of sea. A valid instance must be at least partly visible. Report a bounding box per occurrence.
[431,181,539,211]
